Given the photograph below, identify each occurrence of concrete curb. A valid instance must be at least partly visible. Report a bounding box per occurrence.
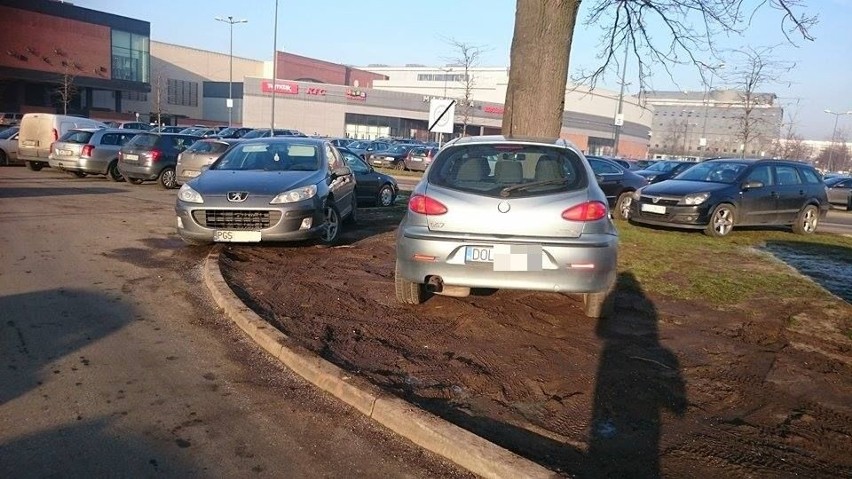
[204,248,559,479]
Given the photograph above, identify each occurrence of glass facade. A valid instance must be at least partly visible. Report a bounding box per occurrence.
[344,113,428,140]
[111,30,149,83]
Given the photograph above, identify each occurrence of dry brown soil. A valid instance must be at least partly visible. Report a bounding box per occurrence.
[219,206,852,478]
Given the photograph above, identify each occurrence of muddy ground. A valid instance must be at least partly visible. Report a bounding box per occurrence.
[219,205,852,478]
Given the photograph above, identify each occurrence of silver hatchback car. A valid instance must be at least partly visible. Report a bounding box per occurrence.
[48,128,142,180]
[395,136,619,318]
[176,138,238,185]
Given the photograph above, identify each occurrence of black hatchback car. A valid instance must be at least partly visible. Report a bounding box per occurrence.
[587,156,649,220]
[118,133,201,188]
[629,159,829,237]
[634,160,695,183]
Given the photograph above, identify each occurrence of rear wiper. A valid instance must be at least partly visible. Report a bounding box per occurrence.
[499,178,569,197]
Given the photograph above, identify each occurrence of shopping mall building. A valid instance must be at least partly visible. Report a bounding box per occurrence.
[1,1,653,157]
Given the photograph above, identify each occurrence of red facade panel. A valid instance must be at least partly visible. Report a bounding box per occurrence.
[275,52,386,87]
[0,6,112,79]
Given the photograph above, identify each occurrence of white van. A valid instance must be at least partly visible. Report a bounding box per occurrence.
[17,113,107,171]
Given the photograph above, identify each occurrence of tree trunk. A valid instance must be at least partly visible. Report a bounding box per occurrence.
[502,0,580,138]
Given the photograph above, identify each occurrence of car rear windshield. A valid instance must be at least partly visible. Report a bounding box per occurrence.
[646,161,683,172]
[187,141,229,154]
[212,142,319,171]
[58,130,94,144]
[428,144,587,198]
[673,161,746,183]
[126,133,159,148]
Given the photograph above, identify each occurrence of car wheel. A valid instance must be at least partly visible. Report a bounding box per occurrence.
[377,184,395,207]
[126,177,144,185]
[320,203,341,244]
[614,192,633,220]
[847,193,852,212]
[792,204,819,235]
[70,171,87,178]
[158,167,177,189]
[26,161,43,171]
[107,161,124,182]
[394,160,405,171]
[179,235,210,247]
[395,260,426,304]
[344,195,358,225]
[704,203,736,237]
[583,291,614,319]
[0,150,7,166]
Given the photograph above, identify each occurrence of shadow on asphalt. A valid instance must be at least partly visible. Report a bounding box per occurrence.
[0,186,125,198]
[762,240,852,302]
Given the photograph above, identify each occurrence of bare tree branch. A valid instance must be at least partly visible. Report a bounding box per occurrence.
[443,38,488,137]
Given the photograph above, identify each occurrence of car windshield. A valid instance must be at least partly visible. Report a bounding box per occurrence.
[126,133,159,148]
[673,161,747,183]
[240,129,268,139]
[646,161,682,172]
[212,142,320,172]
[388,145,409,153]
[428,144,587,198]
[825,176,849,186]
[0,127,19,139]
[187,140,229,154]
[347,140,369,149]
[58,130,94,144]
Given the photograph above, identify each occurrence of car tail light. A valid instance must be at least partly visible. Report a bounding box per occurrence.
[81,144,94,157]
[52,128,58,141]
[561,201,608,221]
[408,194,447,215]
[150,149,162,161]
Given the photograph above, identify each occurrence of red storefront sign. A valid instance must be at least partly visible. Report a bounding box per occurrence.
[306,87,326,96]
[483,105,505,114]
[261,80,299,94]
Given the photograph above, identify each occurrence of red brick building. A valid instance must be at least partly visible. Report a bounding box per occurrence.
[274,52,386,88]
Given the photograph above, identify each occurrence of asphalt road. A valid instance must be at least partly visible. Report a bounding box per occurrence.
[823,208,852,235]
[0,167,466,478]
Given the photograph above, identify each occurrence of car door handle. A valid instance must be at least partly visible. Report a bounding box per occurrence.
[770,191,779,198]
[799,190,804,196]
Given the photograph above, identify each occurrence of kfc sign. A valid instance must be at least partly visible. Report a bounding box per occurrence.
[261,80,299,94]
[306,87,326,96]
[483,105,505,114]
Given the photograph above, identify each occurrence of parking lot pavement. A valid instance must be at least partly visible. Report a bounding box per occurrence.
[822,209,852,235]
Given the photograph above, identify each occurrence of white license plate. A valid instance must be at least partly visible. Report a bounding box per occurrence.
[411,158,422,162]
[465,246,494,263]
[124,154,138,161]
[58,149,73,156]
[641,203,667,214]
[214,230,261,242]
[184,170,200,177]
[22,140,36,147]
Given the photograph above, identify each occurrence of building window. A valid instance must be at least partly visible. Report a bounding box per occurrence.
[123,91,148,102]
[416,73,468,82]
[167,79,198,107]
[112,30,149,83]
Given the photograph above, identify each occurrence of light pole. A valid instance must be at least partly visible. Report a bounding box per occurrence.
[270,0,279,133]
[612,40,629,157]
[824,109,852,172]
[215,15,248,128]
[699,63,724,158]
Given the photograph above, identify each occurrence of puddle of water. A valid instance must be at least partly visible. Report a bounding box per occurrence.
[761,243,852,303]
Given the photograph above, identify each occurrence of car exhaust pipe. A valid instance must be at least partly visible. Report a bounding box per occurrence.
[425,275,443,293]
[425,276,471,297]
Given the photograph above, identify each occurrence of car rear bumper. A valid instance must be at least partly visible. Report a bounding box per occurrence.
[118,162,162,181]
[175,202,327,243]
[370,158,401,169]
[48,156,109,174]
[396,229,618,294]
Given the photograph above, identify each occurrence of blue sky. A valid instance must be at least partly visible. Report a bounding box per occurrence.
[76,0,852,139]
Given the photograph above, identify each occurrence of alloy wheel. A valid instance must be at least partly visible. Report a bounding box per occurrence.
[713,207,734,236]
[619,196,632,220]
[379,186,394,207]
[322,206,340,242]
[803,207,818,233]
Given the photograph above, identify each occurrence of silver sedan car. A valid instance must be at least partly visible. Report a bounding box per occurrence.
[175,138,357,245]
[395,136,619,318]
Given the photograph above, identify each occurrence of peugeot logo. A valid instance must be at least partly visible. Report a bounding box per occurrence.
[227,191,248,202]
[652,196,660,204]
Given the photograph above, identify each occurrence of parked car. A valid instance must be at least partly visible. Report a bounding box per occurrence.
[151,126,185,134]
[403,146,439,172]
[175,138,238,185]
[47,128,142,181]
[629,159,829,237]
[179,127,217,137]
[175,138,357,245]
[346,140,392,160]
[586,156,649,220]
[17,113,107,171]
[633,160,695,183]
[101,121,152,131]
[118,133,200,188]
[0,126,21,166]
[825,176,852,210]
[1,112,23,126]
[216,127,254,139]
[337,147,399,206]
[395,135,619,318]
[368,143,418,170]
[241,128,306,139]
[330,138,354,148]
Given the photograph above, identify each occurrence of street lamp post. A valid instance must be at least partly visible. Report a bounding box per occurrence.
[270,0,279,133]
[215,16,248,128]
[699,63,724,158]
[824,109,852,172]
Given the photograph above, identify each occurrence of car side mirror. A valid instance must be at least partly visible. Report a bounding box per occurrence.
[330,166,351,179]
[595,174,604,184]
[742,180,764,190]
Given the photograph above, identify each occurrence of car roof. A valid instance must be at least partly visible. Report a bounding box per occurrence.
[240,137,326,145]
[446,134,580,150]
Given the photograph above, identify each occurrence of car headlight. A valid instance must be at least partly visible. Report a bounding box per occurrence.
[178,183,204,203]
[632,188,643,201]
[681,192,710,205]
[644,175,658,182]
[270,184,317,204]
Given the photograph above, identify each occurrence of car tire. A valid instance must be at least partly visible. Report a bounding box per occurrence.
[394,160,405,171]
[126,177,144,185]
[583,291,614,319]
[158,167,177,189]
[107,160,124,182]
[320,203,341,244]
[179,235,210,247]
[792,204,819,235]
[704,203,736,237]
[26,161,43,171]
[377,184,395,207]
[614,192,633,220]
[0,150,7,166]
[395,260,426,305]
[846,193,852,212]
[70,171,87,178]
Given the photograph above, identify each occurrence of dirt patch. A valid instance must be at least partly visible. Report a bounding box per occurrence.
[220,207,852,478]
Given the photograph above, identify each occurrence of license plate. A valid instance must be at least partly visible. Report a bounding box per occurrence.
[465,246,494,263]
[214,230,261,242]
[372,160,383,165]
[22,140,36,147]
[184,170,199,177]
[411,158,422,162]
[641,203,667,214]
[58,149,73,156]
[124,154,138,161]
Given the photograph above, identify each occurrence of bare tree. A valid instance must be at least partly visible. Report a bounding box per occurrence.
[770,100,812,160]
[503,0,816,137]
[54,63,78,115]
[815,130,850,172]
[662,119,688,156]
[444,38,485,137]
[151,67,168,127]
